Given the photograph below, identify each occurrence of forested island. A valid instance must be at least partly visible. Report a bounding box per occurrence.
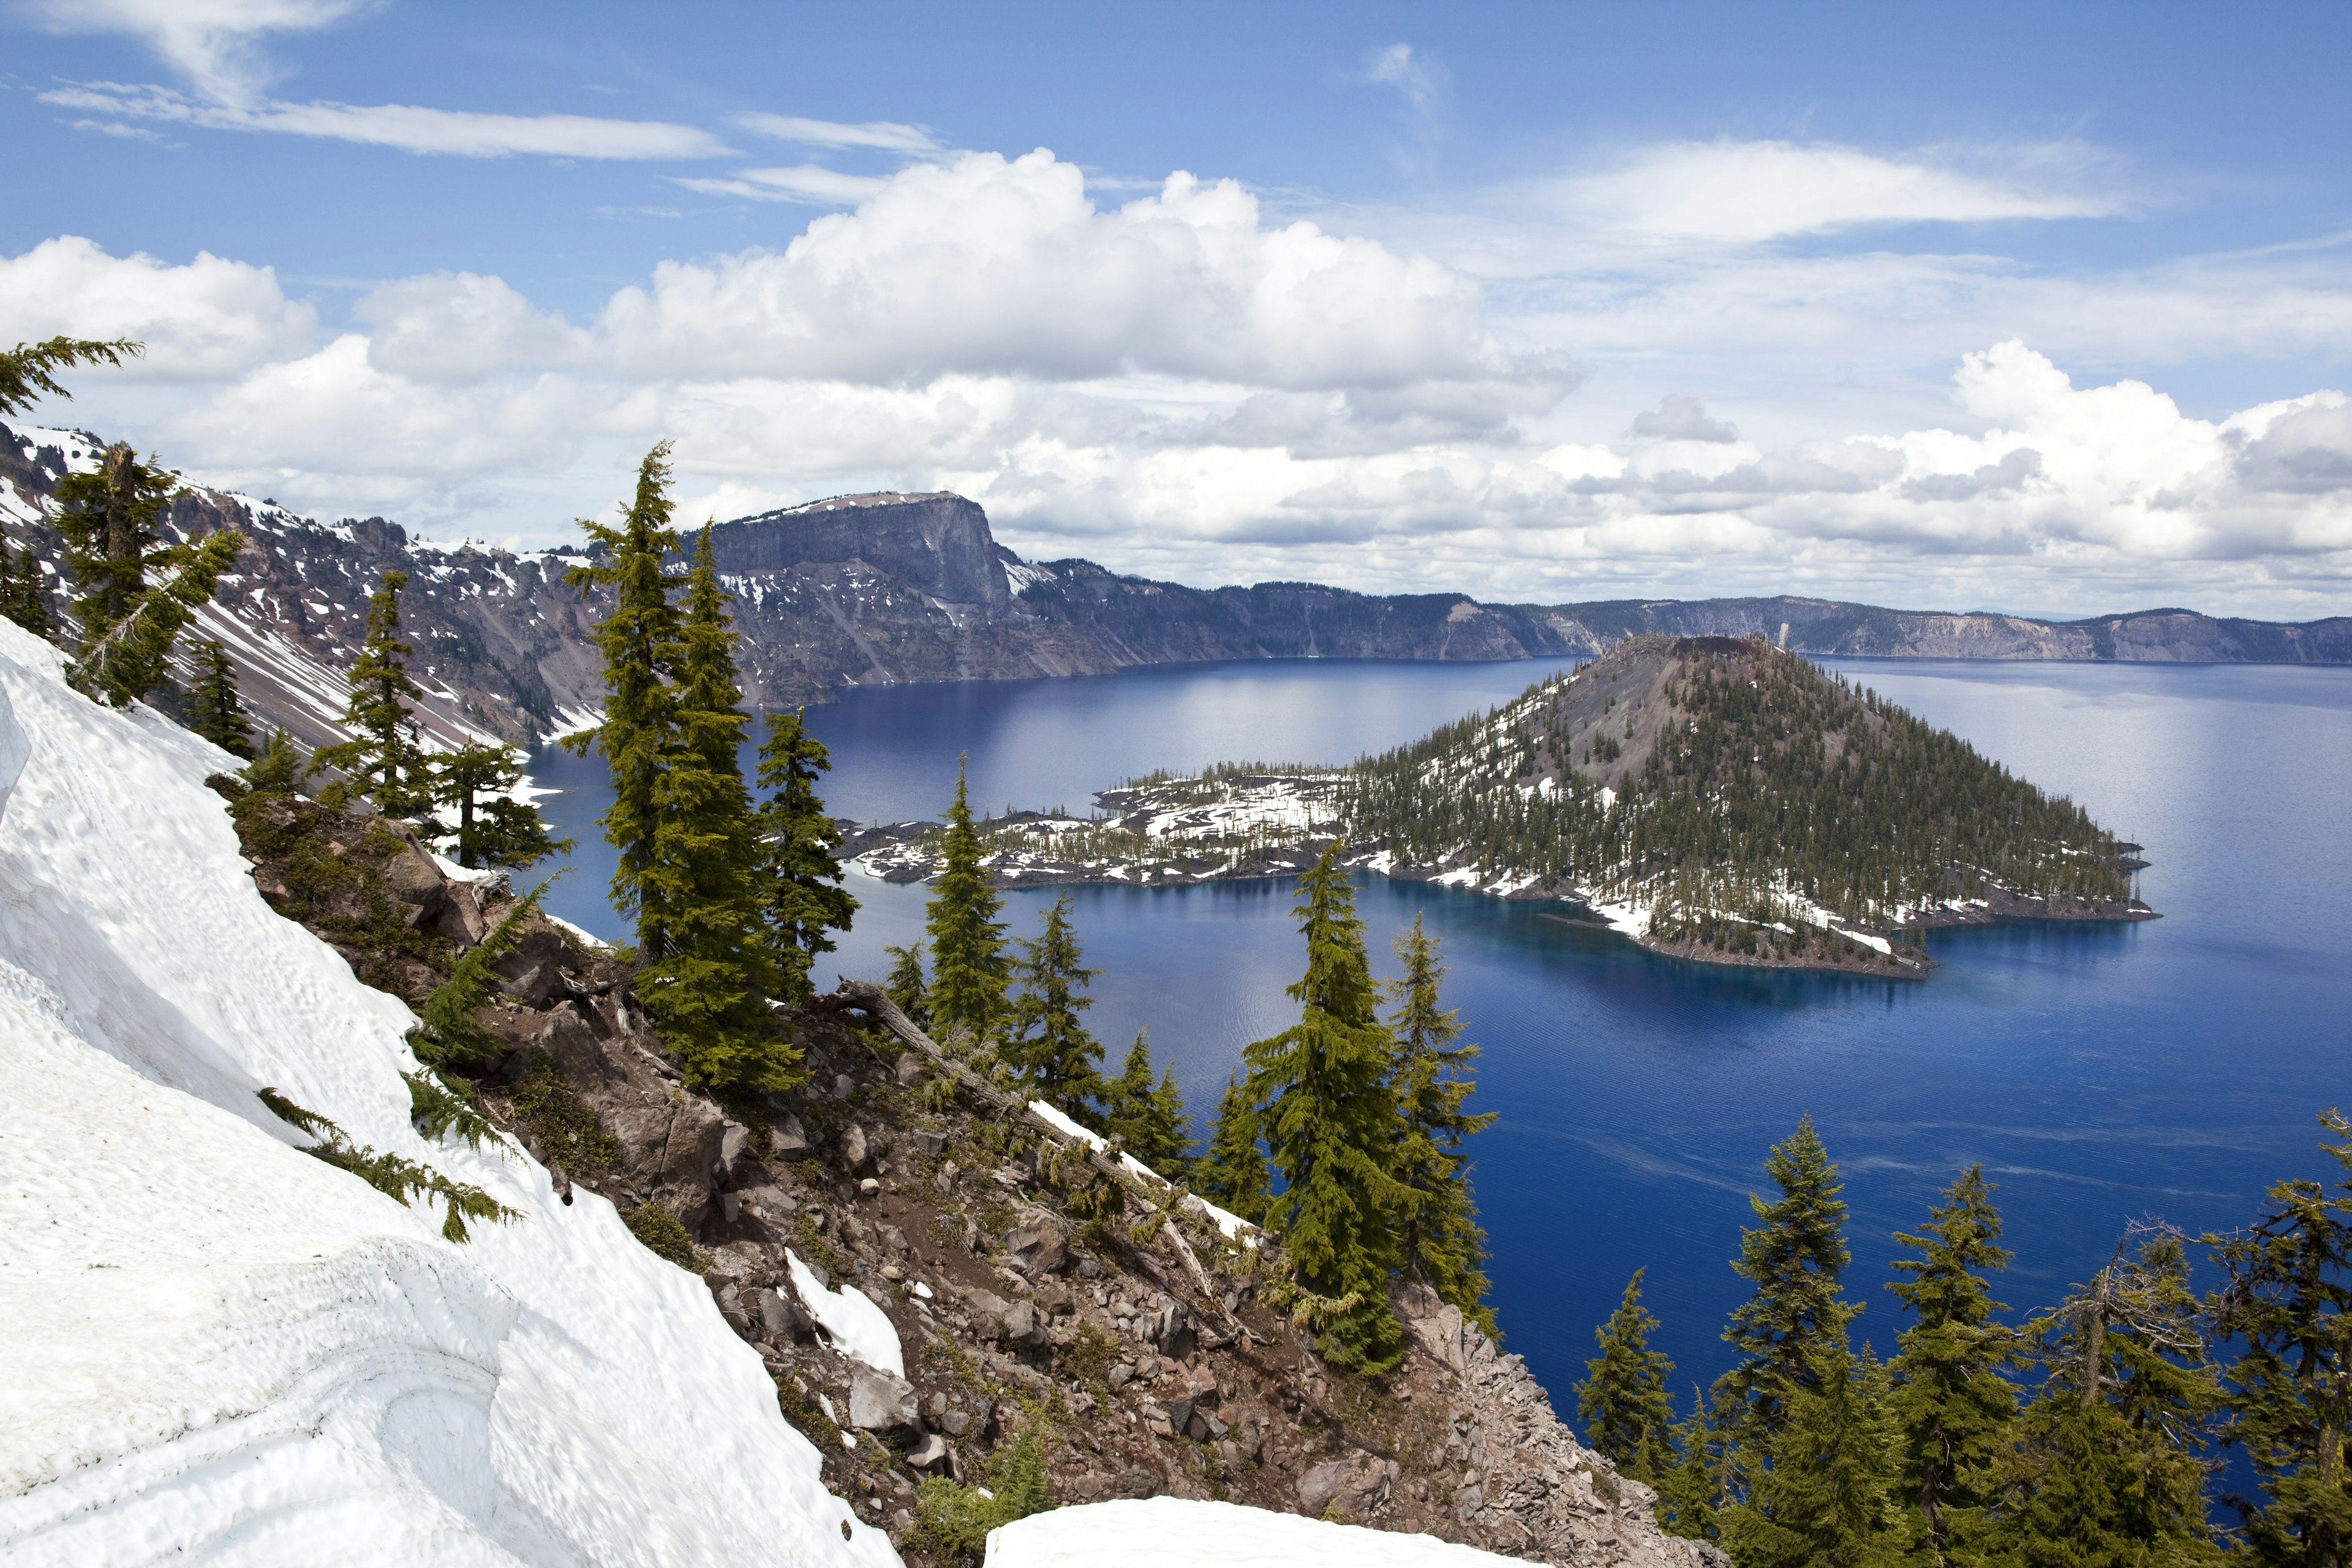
[846,635,2156,977]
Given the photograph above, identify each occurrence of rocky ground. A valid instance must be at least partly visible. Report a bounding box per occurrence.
[218,780,1724,1568]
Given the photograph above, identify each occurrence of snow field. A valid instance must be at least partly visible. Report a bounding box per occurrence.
[985,1497,1525,1567]
[0,620,895,1568]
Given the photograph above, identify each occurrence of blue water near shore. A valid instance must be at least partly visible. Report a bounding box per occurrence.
[529,656,2352,1411]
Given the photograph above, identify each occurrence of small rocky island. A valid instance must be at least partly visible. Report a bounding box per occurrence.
[845,636,2157,978]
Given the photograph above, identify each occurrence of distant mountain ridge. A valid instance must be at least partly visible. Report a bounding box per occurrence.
[4,418,2346,751]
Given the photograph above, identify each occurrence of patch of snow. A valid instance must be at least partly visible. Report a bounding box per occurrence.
[428,852,506,886]
[1025,1100,1257,1242]
[546,913,614,952]
[987,1496,1523,1567]
[787,1249,905,1376]
[0,621,892,1568]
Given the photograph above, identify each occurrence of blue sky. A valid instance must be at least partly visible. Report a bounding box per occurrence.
[4,0,2350,616]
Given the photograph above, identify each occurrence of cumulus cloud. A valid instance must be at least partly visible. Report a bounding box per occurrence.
[355,272,590,383]
[1630,394,1737,442]
[0,235,314,375]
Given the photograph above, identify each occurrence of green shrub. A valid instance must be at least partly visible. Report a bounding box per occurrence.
[624,1201,704,1269]
[508,1052,620,1174]
[908,1434,1050,1564]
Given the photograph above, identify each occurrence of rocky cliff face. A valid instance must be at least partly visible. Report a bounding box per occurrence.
[6,419,2345,755]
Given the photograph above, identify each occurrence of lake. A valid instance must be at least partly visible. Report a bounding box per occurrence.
[527,655,2352,1412]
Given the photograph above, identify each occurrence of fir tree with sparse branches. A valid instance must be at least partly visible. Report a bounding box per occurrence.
[1244,838,1413,1374]
[1579,1268,1679,1481]
[1004,891,1104,1110]
[1194,1071,1270,1224]
[753,706,856,1001]
[433,742,567,869]
[1385,911,1497,1334]
[184,638,254,757]
[0,336,141,418]
[884,941,931,1030]
[924,756,1009,1042]
[67,525,242,709]
[312,569,431,815]
[1886,1165,2021,1566]
[564,442,687,959]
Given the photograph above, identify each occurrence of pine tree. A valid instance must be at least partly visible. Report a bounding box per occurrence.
[1385,911,1498,1333]
[1004,891,1103,1109]
[55,442,176,650]
[1990,1228,2224,1568]
[241,727,304,793]
[2207,1109,2352,1568]
[1730,1341,1902,1568]
[432,743,567,869]
[1886,1166,2020,1566]
[0,535,53,639]
[1656,1389,1731,1542]
[565,442,687,959]
[184,638,254,757]
[633,526,790,1090]
[1718,1115,1860,1450]
[312,570,431,815]
[1102,1030,1189,1175]
[1579,1268,1678,1480]
[0,336,140,418]
[1244,838,1412,1374]
[66,526,242,709]
[924,756,1009,1042]
[753,706,856,1001]
[1194,1071,1270,1224]
[884,942,931,1030]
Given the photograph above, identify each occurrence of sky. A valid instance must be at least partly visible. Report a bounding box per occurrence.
[3,1,2350,619]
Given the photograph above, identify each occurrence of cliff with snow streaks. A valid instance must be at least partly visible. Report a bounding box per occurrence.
[7,418,2346,757]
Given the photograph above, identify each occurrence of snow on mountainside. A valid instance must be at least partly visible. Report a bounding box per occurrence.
[0,617,896,1566]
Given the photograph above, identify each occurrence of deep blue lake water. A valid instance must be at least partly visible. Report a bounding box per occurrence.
[529,657,2352,1416]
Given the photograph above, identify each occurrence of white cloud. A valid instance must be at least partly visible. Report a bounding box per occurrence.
[728,112,939,154]
[674,165,889,205]
[17,0,368,104]
[1630,394,1738,443]
[1363,43,1446,119]
[0,235,315,377]
[354,272,590,383]
[1539,138,2125,244]
[41,81,734,159]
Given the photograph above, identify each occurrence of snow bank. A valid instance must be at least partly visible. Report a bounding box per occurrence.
[1025,1100,1256,1242]
[0,622,895,1568]
[986,1497,1521,1567]
[788,1250,905,1376]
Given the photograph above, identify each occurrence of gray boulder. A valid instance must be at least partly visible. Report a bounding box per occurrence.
[848,1365,920,1432]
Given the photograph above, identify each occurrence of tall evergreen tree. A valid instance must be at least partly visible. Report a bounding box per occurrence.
[2207,1109,2352,1568]
[565,442,687,959]
[1004,891,1104,1109]
[312,570,431,815]
[1656,1389,1732,1543]
[634,526,789,1090]
[0,535,53,639]
[1718,1115,1860,1450]
[1578,1268,1679,1480]
[1729,1341,1903,1568]
[1991,1228,2223,1568]
[753,707,856,1000]
[1194,1071,1271,1224]
[1385,912,1498,1333]
[0,336,140,418]
[1887,1166,2020,1566]
[66,525,242,709]
[1102,1030,1189,1175]
[184,638,254,757]
[924,756,1009,1042]
[884,942,931,1030]
[55,442,175,646]
[432,743,568,869]
[1243,838,1412,1374]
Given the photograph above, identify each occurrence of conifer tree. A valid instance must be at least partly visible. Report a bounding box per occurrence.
[753,706,856,1000]
[185,638,254,757]
[1729,1341,1902,1568]
[1102,1030,1190,1174]
[634,526,788,1090]
[0,336,140,418]
[1991,1227,2223,1568]
[66,525,242,708]
[242,727,304,793]
[565,442,687,959]
[312,570,431,815]
[884,942,931,1030]
[1385,912,1497,1332]
[1244,838,1412,1374]
[1718,1115,1860,1450]
[2207,1109,2352,1568]
[1194,1071,1270,1224]
[432,743,567,869]
[1656,1390,1731,1543]
[1579,1268,1679,1480]
[0,535,52,638]
[1004,891,1103,1109]
[1886,1166,2019,1565]
[924,756,1009,1042]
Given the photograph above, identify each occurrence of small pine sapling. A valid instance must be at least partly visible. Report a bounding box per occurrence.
[412,881,548,1064]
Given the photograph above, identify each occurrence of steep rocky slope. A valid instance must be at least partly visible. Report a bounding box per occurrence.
[7,418,2345,758]
[219,783,1722,1567]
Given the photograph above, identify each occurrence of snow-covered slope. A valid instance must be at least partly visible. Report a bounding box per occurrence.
[0,619,897,1567]
[986,1497,1523,1567]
